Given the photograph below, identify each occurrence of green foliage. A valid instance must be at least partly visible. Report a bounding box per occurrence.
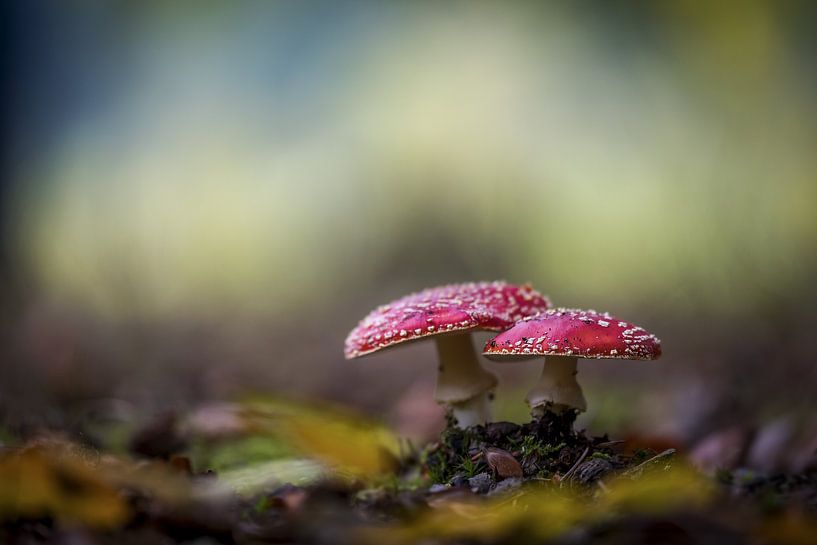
[191,435,295,472]
[457,455,483,478]
[519,436,565,459]
[536,468,552,479]
[254,495,273,514]
[425,453,448,484]
[394,474,427,492]
[219,459,324,496]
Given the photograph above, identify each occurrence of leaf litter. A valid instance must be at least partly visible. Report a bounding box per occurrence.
[1,399,816,544]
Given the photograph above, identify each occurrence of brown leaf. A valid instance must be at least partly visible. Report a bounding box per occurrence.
[169,455,193,475]
[129,411,186,459]
[484,447,523,479]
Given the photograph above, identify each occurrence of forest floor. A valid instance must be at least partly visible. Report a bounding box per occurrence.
[2,403,817,545]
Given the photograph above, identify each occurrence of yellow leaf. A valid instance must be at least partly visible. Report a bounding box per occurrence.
[239,398,402,480]
[0,446,128,528]
[219,459,326,496]
[361,463,717,544]
[599,463,715,515]
[361,487,589,544]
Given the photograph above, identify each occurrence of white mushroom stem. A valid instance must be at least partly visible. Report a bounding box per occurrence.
[434,333,498,428]
[526,356,587,416]
[449,394,493,429]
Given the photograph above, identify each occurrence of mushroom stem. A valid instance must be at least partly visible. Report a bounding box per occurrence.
[434,333,498,427]
[449,394,493,429]
[526,356,587,416]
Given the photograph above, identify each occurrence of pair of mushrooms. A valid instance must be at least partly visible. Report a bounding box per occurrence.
[344,281,661,427]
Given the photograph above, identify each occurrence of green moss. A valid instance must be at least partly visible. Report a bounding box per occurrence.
[589,451,612,461]
[518,436,566,459]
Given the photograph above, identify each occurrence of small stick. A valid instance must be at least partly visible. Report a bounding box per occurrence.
[624,448,676,476]
[560,446,590,486]
[595,440,625,448]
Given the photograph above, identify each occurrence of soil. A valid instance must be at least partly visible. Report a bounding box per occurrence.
[424,410,650,491]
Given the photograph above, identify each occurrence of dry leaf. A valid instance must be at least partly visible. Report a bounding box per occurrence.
[485,447,523,478]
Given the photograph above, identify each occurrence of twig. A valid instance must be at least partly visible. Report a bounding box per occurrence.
[595,440,625,448]
[560,446,590,486]
[624,448,676,477]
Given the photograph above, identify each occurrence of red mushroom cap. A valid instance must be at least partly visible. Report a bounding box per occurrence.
[344,281,551,358]
[483,308,661,360]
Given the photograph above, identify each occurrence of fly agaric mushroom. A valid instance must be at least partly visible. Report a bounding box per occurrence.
[345,282,550,427]
[483,308,661,417]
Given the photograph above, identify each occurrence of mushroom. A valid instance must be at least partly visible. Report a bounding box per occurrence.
[483,308,661,417]
[345,282,550,427]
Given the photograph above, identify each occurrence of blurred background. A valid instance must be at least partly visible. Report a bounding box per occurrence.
[2,1,816,471]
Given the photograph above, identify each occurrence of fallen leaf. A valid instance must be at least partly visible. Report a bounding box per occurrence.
[218,459,325,496]
[484,447,523,479]
[240,398,401,481]
[0,445,128,528]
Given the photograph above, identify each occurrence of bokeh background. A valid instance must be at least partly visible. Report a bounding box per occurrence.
[2,1,816,470]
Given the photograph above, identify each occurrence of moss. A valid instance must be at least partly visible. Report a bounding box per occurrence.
[589,451,613,461]
[428,412,586,485]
